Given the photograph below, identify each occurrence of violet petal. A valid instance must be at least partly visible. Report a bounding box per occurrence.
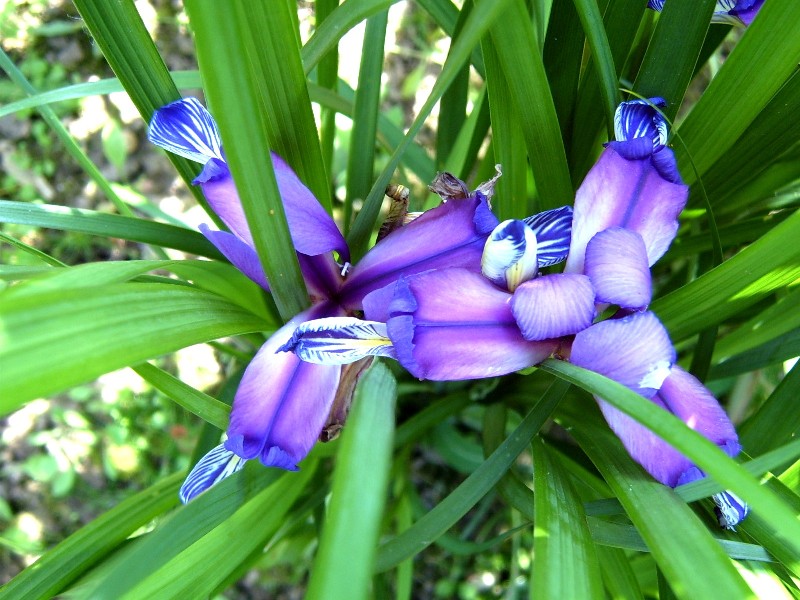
[565,147,688,273]
[571,311,675,398]
[224,303,343,469]
[511,274,596,341]
[584,227,651,309]
[386,268,557,380]
[199,224,269,290]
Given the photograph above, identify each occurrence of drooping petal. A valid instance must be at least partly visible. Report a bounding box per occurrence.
[385,268,557,380]
[594,366,741,489]
[194,161,254,246]
[570,311,675,398]
[522,205,573,267]
[584,227,651,309]
[340,195,499,308]
[224,303,343,470]
[179,443,246,503]
[565,147,688,273]
[271,153,349,261]
[148,97,223,164]
[280,317,396,364]
[199,224,269,290]
[614,97,668,150]
[481,220,538,291]
[511,274,596,341]
[647,0,665,10]
[649,147,683,184]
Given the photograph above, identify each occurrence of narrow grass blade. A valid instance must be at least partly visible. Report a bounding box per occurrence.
[316,0,340,175]
[481,40,529,221]
[632,0,716,120]
[347,0,514,259]
[132,362,230,431]
[543,0,584,147]
[0,200,219,258]
[185,0,308,319]
[571,0,619,134]
[481,0,573,212]
[739,363,800,456]
[306,363,397,600]
[344,9,388,233]
[373,379,570,572]
[532,437,604,599]
[0,50,131,217]
[653,209,800,341]
[0,474,181,600]
[0,283,268,411]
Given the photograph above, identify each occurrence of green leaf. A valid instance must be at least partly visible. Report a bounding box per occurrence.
[185,0,309,320]
[653,208,800,341]
[531,437,604,599]
[132,362,230,431]
[632,0,715,121]
[0,474,181,600]
[480,0,573,212]
[373,378,570,572]
[675,0,800,183]
[306,363,397,600]
[0,200,220,259]
[0,283,268,411]
[344,9,388,233]
[739,363,800,456]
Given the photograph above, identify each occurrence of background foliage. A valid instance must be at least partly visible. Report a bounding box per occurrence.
[1,0,799,598]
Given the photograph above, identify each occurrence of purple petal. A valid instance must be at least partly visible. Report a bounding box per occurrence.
[179,443,246,503]
[195,154,348,261]
[522,205,573,267]
[271,153,349,262]
[298,254,344,303]
[386,268,557,380]
[596,366,740,488]
[650,147,683,184]
[584,227,651,309]
[196,163,255,246]
[361,282,396,323]
[648,0,665,10]
[511,274,596,341]
[605,137,656,161]
[199,224,269,290]
[148,98,223,164]
[224,303,343,469]
[565,147,688,273]
[340,196,499,308]
[570,311,675,398]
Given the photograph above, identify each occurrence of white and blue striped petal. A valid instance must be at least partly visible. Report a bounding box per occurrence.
[712,491,750,530]
[481,220,538,292]
[148,97,223,164]
[523,206,573,267]
[280,317,396,365]
[179,443,247,504]
[614,98,668,149]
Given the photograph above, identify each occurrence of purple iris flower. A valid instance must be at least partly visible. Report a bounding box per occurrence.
[149,98,502,502]
[648,0,765,26]
[285,98,749,528]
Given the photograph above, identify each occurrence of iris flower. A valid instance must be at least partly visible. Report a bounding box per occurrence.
[286,98,748,528]
[647,0,765,26]
[149,98,508,502]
